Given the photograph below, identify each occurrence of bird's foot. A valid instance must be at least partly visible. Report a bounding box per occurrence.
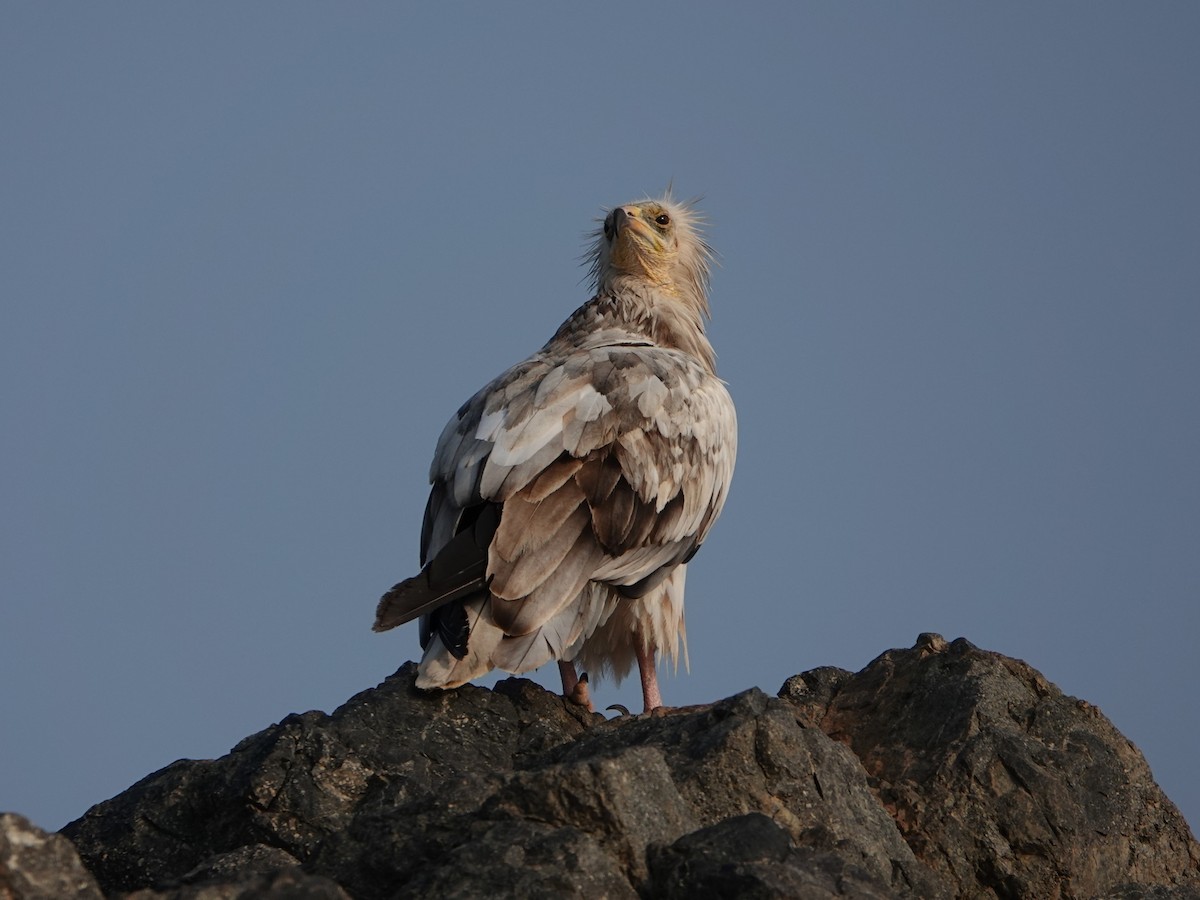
[564,671,594,712]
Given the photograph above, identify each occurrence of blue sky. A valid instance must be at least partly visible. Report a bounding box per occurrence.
[3,4,1198,834]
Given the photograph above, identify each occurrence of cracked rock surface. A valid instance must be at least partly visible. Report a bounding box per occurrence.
[18,636,1198,898]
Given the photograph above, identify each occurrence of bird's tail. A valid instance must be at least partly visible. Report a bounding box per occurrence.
[373,503,499,631]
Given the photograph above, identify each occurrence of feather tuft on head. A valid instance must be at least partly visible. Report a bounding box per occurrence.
[585,192,714,318]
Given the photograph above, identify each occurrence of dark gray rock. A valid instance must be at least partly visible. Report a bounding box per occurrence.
[779,665,855,727]
[116,844,351,898]
[303,685,946,899]
[806,633,1200,899]
[0,812,103,900]
[49,637,1199,899]
[647,813,898,899]
[174,845,305,883]
[120,867,350,899]
[60,664,596,895]
[396,819,638,900]
[524,687,947,897]
[484,745,696,888]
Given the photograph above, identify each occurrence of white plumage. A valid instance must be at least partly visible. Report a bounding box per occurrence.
[374,193,736,711]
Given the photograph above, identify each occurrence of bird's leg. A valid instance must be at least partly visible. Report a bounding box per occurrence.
[636,643,663,712]
[559,660,593,711]
[558,659,580,694]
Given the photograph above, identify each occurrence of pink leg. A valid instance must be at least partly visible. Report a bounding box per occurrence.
[558,660,580,695]
[636,644,663,712]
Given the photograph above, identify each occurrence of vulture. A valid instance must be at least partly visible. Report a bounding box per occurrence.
[374,193,736,712]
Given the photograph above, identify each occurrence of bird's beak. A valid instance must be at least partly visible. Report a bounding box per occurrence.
[606,206,630,241]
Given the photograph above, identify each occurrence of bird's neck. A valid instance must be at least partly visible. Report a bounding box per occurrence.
[552,283,717,373]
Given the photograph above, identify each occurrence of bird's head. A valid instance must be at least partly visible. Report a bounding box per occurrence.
[587,194,713,317]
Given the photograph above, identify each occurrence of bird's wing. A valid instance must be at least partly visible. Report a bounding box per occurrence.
[376,337,736,680]
[468,341,731,599]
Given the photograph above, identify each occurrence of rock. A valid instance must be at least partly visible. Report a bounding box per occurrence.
[60,663,595,895]
[483,745,697,888]
[808,633,1200,899]
[0,812,103,900]
[521,687,947,897]
[1095,886,1200,900]
[778,664,854,727]
[303,684,945,898]
[113,844,351,898]
[395,819,639,900]
[1096,887,1200,900]
[119,867,350,899]
[647,813,898,899]
[47,637,1199,899]
[172,845,305,883]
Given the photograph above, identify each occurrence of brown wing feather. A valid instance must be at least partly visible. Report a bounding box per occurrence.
[591,477,639,551]
[489,500,590,601]
[491,526,602,635]
[524,454,584,502]
[574,451,623,505]
[491,479,587,561]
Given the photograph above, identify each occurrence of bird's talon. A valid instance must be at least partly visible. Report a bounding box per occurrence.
[606,704,632,717]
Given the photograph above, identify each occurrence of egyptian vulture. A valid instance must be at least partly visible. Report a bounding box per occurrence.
[374,193,736,712]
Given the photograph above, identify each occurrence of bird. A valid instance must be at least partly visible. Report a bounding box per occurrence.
[374,192,736,713]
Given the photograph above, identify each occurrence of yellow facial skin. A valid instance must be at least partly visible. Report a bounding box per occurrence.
[608,204,677,286]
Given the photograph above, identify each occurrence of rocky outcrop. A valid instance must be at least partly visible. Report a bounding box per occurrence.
[0,813,103,900]
[13,635,1196,898]
[784,634,1200,899]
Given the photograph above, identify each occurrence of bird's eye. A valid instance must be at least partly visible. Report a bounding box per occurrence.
[655,213,671,227]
